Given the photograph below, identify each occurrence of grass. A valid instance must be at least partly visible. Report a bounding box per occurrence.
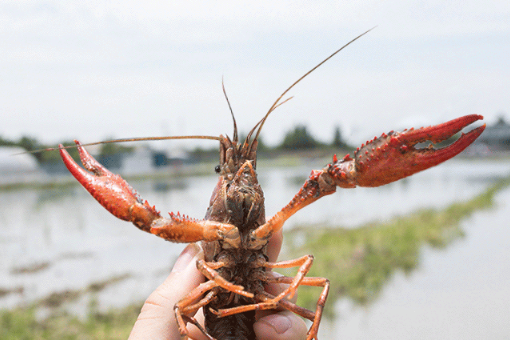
[34,274,132,309]
[0,274,137,340]
[0,304,141,340]
[1,174,509,338]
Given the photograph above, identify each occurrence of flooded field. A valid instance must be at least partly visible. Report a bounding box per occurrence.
[1,158,510,338]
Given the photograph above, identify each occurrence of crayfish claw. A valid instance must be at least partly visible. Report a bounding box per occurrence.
[328,114,485,188]
[60,141,146,222]
[397,114,484,145]
[73,140,112,176]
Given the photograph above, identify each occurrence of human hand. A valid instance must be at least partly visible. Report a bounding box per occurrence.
[129,229,308,340]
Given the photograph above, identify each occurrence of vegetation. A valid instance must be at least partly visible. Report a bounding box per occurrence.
[0,304,139,340]
[0,135,80,163]
[280,125,324,150]
[1,274,135,340]
[98,140,135,156]
[331,125,350,149]
[0,135,134,165]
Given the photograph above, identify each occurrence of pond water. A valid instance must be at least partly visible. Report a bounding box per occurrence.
[1,158,509,338]
[321,182,510,339]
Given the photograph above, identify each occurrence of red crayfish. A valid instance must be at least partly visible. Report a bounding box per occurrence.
[58,30,485,339]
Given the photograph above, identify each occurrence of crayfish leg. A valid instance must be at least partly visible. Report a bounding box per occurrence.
[263,276,330,340]
[174,280,219,340]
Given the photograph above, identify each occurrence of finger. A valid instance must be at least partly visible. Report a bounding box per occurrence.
[254,310,308,340]
[266,228,283,262]
[128,243,205,340]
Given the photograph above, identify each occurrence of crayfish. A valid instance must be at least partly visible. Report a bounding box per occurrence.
[57,29,485,339]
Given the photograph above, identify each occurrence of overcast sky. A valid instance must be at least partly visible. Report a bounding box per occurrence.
[1,1,508,150]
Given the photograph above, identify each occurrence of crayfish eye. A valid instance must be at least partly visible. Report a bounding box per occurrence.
[214,165,221,173]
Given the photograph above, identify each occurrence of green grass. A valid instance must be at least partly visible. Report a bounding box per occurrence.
[0,304,141,340]
[1,174,509,338]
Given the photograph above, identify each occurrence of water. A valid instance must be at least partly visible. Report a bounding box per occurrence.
[1,158,510,337]
[322,184,510,339]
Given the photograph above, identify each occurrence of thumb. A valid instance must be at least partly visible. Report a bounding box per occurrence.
[129,243,205,340]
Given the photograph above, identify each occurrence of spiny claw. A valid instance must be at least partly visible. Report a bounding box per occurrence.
[61,141,238,244]
[60,140,159,223]
[328,114,485,188]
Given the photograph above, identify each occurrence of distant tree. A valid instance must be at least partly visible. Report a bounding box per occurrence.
[331,125,349,149]
[99,140,134,156]
[0,135,16,147]
[18,136,40,152]
[0,135,81,164]
[18,136,43,162]
[40,140,81,163]
[280,125,322,150]
[189,145,218,162]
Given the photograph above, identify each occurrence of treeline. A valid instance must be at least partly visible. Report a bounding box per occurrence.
[0,135,134,164]
[280,124,350,150]
[1,124,350,164]
[0,136,71,163]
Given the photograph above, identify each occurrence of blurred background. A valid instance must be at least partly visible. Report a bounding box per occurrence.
[1,1,509,339]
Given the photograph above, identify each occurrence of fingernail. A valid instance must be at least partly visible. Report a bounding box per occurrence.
[260,314,292,334]
[171,243,201,273]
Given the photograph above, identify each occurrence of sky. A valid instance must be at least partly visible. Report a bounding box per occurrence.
[1,1,508,151]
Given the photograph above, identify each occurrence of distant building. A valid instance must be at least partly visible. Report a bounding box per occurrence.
[0,146,44,184]
[475,115,510,151]
[0,146,39,173]
[121,145,154,175]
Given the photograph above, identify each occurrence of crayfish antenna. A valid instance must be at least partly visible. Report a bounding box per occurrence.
[249,27,376,152]
[20,135,222,155]
[222,77,239,143]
